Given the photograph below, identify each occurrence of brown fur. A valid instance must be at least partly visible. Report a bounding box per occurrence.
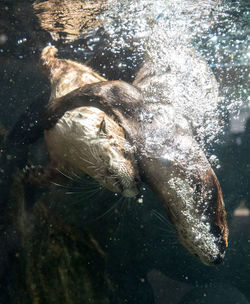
[41,47,228,264]
[41,46,106,101]
[203,168,229,247]
[40,46,140,197]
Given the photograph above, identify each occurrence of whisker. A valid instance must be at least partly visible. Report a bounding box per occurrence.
[51,181,97,192]
[151,209,171,225]
[70,171,82,180]
[56,168,74,181]
[72,187,102,200]
[151,209,177,238]
[51,181,72,189]
[79,155,95,166]
[85,199,121,224]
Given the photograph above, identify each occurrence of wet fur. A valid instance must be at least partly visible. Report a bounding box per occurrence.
[41,47,228,265]
[41,46,140,197]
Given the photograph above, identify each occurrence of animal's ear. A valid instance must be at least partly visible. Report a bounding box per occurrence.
[99,117,107,134]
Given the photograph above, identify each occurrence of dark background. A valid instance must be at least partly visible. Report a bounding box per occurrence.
[0,0,249,303]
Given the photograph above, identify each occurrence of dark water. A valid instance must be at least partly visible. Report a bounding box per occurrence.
[0,0,249,303]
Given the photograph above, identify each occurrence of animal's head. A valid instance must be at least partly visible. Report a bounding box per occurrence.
[133,98,228,265]
[169,166,228,265]
[45,106,140,198]
[142,149,228,265]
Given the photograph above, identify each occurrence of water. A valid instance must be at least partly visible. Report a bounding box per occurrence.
[0,0,249,303]
[102,0,248,153]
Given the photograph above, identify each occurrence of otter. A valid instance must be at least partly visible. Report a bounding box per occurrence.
[40,46,140,197]
[41,48,228,265]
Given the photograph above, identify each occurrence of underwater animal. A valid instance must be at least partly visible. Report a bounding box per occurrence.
[41,47,228,265]
[41,46,140,197]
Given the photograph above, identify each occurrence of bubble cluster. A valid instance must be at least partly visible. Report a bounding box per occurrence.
[168,176,222,264]
[103,0,248,155]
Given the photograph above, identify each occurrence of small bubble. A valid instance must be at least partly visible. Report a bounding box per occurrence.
[0,34,7,45]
